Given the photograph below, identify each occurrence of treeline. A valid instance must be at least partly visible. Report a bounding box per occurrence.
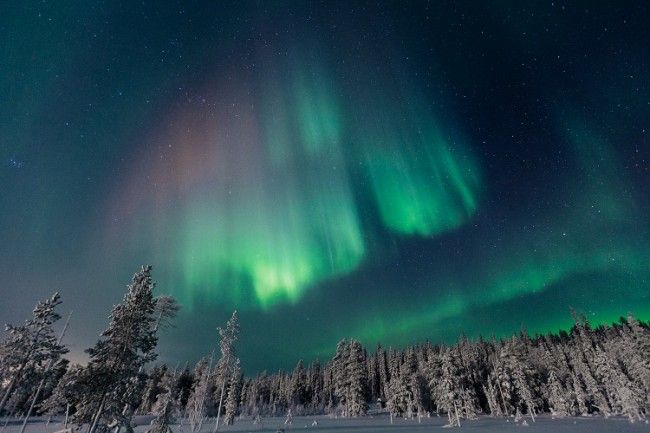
[226,313,649,426]
[0,266,648,431]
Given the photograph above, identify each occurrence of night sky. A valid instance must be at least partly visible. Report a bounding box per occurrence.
[1,1,649,373]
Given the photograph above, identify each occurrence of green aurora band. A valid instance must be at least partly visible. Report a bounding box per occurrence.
[341,115,650,349]
[180,63,366,307]
[137,55,484,309]
[356,88,481,237]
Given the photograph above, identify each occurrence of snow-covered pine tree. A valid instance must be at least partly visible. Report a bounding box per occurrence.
[366,353,378,404]
[386,366,409,417]
[175,365,193,413]
[572,313,614,417]
[482,375,502,417]
[375,346,390,405]
[593,343,645,422]
[19,354,70,433]
[423,346,442,415]
[186,356,213,433]
[137,366,166,415]
[70,266,163,433]
[223,359,242,425]
[289,360,307,410]
[508,339,538,422]
[546,368,571,417]
[570,342,611,416]
[410,367,428,418]
[118,295,180,433]
[41,364,82,426]
[0,292,68,417]
[436,347,461,427]
[619,315,650,407]
[212,311,239,432]
[401,348,417,418]
[452,345,479,421]
[307,360,323,412]
[331,339,349,415]
[322,363,335,414]
[147,369,177,433]
[536,340,572,418]
[345,340,367,417]
[39,357,70,407]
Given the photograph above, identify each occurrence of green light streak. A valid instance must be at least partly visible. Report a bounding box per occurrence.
[179,61,365,308]
[357,94,481,236]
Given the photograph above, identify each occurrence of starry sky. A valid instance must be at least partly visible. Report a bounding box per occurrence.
[1,1,649,373]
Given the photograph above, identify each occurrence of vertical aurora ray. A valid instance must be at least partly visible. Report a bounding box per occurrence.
[353,83,481,237]
[165,57,366,308]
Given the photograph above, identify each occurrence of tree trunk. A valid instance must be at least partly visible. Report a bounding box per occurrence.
[87,393,107,433]
[212,352,231,433]
[495,376,508,416]
[453,401,461,427]
[65,404,70,428]
[213,379,227,433]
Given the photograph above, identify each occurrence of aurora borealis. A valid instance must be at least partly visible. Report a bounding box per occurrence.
[1,1,648,372]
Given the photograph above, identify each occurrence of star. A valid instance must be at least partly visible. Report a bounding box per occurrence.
[8,156,24,169]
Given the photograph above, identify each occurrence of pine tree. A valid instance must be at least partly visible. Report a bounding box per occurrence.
[175,365,193,413]
[147,369,177,433]
[376,346,389,405]
[289,360,307,409]
[331,339,349,414]
[223,360,241,425]
[436,347,461,427]
[345,340,367,417]
[387,372,409,417]
[593,343,645,422]
[620,315,650,407]
[186,357,213,433]
[483,376,502,417]
[71,266,163,433]
[546,368,570,417]
[212,311,239,432]
[137,366,166,415]
[42,364,82,425]
[509,344,538,421]
[307,360,323,411]
[0,293,68,416]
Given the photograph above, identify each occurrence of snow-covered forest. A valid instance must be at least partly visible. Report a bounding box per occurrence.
[1,267,648,431]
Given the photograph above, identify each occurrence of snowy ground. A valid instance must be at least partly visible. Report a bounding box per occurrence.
[6,414,649,433]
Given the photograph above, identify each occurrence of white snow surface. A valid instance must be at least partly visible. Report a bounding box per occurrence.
[6,414,649,433]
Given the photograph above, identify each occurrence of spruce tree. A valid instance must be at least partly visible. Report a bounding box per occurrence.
[0,293,67,416]
[436,347,461,427]
[223,359,241,425]
[212,311,239,432]
[71,266,163,433]
[289,360,307,409]
[346,340,368,416]
[331,339,349,414]
[186,357,213,433]
[147,370,177,433]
